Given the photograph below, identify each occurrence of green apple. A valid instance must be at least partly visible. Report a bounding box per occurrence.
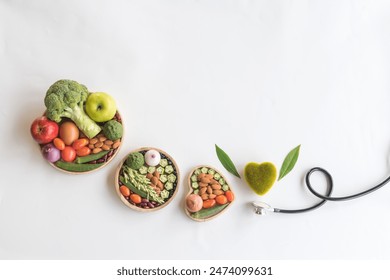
[85,92,117,122]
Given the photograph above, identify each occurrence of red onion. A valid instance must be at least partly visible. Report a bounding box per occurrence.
[42,143,61,163]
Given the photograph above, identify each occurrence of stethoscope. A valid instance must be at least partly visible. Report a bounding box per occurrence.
[252,167,390,215]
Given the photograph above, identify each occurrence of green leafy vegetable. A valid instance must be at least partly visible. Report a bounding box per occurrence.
[215,144,241,178]
[278,145,301,181]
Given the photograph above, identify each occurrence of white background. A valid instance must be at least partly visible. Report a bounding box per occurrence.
[1,0,390,260]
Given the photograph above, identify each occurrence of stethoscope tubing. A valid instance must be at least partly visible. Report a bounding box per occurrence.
[274,167,390,214]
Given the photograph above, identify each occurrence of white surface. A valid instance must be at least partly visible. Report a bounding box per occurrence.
[1,0,390,259]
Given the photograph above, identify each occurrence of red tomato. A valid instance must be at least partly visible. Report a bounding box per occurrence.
[72,138,89,150]
[53,138,65,151]
[225,191,234,202]
[61,146,76,162]
[216,195,228,205]
[130,194,142,204]
[120,186,131,197]
[76,146,91,157]
[203,199,216,209]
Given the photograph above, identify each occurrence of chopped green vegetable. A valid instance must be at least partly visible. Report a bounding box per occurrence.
[160,190,169,199]
[194,169,202,175]
[165,182,173,190]
[121,166,164,204]
[120,178,148,198]
[160,159,168,167]
[157,166,165,174]
[192,182,199,189]
[222,184,229,191]
[191,175,197,182]
[125,152,144,170]
[160,174,168,183]
[139,166,148,174]
[219,178,225,185]
[201,167,208,174]
[193,189,199,195]
[208,169,215,175]
[148,166,156,174]
[165,165,174,174]
[213,173,221,180]
[167,174,176,183]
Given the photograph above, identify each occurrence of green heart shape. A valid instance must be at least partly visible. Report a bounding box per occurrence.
[244,162,277,195]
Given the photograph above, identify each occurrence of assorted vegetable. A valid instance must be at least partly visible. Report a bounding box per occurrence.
[118,149,179,210]
[60,122,79,145]
[144,149,161,167]
[30,79,123,173]
[45,79,101,139]
[126,152,144,170]
[31,81,302,219]
[41,143,61,163]
[55,161,104,172]
[186,166,234,220]
[102,120,123,141]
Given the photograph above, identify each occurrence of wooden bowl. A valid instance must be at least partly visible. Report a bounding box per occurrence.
[115,147,180,212]
[185,165,234,222]
[38,110,124,174]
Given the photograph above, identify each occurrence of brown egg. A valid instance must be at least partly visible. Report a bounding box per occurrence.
[59,122,80,145]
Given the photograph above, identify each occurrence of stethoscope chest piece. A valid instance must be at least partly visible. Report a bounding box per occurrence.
[252,202,274,216]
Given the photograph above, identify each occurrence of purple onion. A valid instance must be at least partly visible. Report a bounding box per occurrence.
[42,143,61,163]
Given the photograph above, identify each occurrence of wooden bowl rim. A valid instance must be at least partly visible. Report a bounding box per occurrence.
[115,147,180,212]
[184,165,234,222]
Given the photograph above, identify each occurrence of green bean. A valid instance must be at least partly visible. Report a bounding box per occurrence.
[191,204,229,219]
[55,161,104,172]
[74,150,109,164]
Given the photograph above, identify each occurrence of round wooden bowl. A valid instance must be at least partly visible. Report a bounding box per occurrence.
[185,165,234,222]
[38,110,124,174]
[115,147,180,212]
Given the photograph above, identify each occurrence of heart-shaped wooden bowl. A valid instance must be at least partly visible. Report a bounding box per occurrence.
[37,110,124,174]
[185,165,234,222]
[115,147,180,212]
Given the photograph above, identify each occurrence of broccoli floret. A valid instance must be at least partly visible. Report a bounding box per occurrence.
[44,79,101,139]
[102,120,123,141]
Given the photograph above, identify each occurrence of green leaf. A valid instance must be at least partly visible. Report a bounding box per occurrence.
[215,144,241,178]
[278,145,301,181]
